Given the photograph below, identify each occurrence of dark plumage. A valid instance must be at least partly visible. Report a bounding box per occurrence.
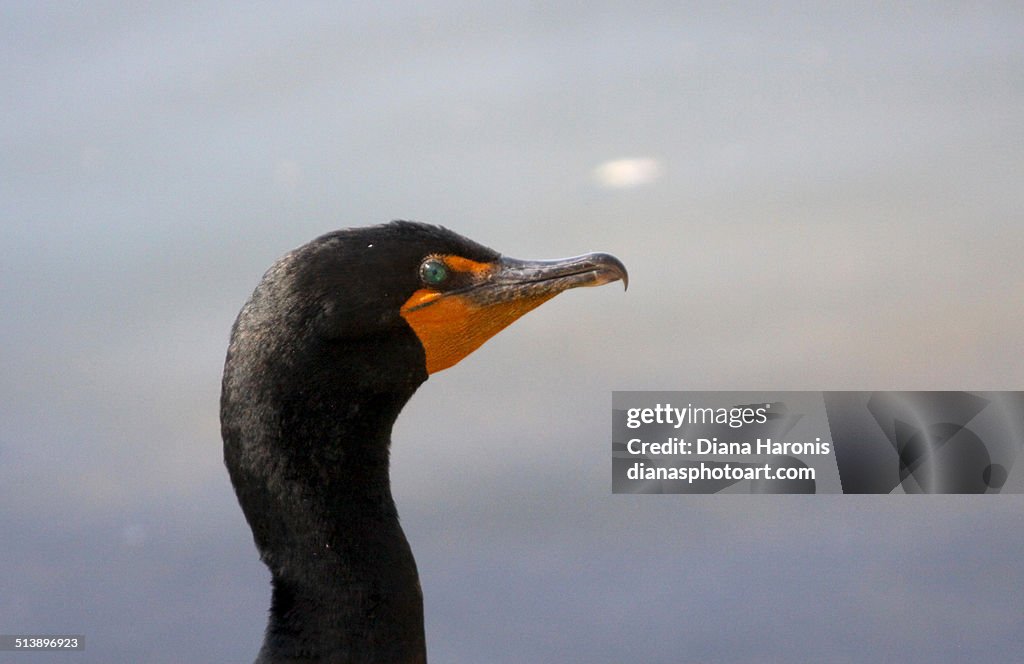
[221,221,626,663]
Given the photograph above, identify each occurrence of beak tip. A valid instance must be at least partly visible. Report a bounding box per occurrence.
[593,252,629,292]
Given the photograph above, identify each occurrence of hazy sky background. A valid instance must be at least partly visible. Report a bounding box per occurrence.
[3,2,1023,662]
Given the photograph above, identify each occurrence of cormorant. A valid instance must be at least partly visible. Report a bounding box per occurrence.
[221,221,627,663]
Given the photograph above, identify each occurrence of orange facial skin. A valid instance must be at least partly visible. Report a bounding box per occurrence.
[399,251,627,375]
[402,284,556,374]
[400,255,555,374]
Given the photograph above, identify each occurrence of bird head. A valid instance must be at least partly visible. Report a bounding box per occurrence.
[227,220,627,398]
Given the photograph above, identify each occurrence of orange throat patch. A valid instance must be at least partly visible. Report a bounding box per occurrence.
[400,288,557,374]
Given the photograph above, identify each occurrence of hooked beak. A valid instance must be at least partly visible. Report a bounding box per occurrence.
[454,252,628,310]
[401,251,628,374]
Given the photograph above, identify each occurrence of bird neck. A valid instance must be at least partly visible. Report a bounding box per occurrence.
[252,388,428,664]
[259,504,426,663]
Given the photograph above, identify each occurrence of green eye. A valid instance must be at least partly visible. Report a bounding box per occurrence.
[420,258,449,286]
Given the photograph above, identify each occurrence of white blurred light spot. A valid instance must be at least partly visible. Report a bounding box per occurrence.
[274,159,302,193]
[593,157,662,189]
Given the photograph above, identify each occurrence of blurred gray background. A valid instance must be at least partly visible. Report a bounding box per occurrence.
[3,2,1022,662]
